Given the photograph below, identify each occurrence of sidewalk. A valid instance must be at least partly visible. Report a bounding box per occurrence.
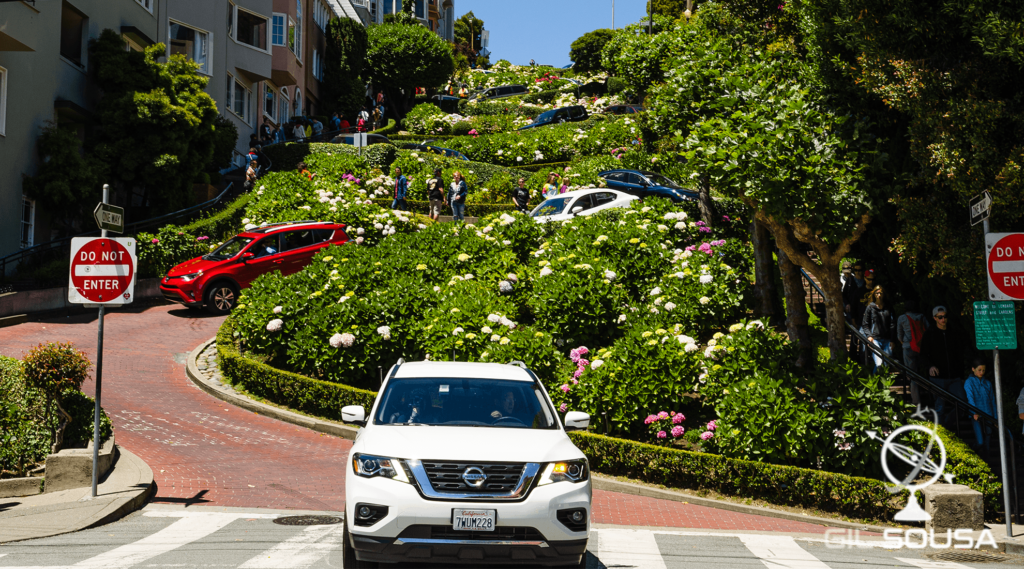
[0,447,153,543]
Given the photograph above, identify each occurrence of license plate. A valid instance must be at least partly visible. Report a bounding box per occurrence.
[452,509,496,531]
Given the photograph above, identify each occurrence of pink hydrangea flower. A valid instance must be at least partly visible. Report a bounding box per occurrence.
[577,358,589,368]
[571,378,578,385]
[698,243,713,255]
[656,431,667,439]
[560,384,570,393]
[644,414,659,425]
[685,245,696,252]
[559,403,568,412]
[707,420,717,431]
[671,426,684,438]
[151,238,159,244]
[573,369,583,379]
[672,413,685,424]
[700,431,714,441]
[657,411,669,419]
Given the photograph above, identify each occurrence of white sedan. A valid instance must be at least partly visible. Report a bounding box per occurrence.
[529,188,638,223]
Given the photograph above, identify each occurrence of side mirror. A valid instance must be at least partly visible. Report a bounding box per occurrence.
[342,405,366,427]
[571,206,584,215]
[241,252,255,262]
[563,411,590,432]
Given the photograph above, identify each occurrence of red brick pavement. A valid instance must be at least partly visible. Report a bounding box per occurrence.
[0,302,857,532]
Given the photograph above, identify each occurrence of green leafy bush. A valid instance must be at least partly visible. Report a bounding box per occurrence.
[136,225,208,278]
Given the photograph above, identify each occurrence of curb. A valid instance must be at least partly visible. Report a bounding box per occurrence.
[185,338,359,441]
[591,474,895,534]
[86,447,154,530]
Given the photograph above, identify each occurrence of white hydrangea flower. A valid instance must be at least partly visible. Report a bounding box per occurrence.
[676,335,696,345]
[266,319,283,332]
[664,302,676,311]
[499,281,514,293]
[458,253,470,262]
[591,359,603,369]
[657,224,669,232]
[674,222,687,230]
[453,327,464,336]
[507,273,519,282]
[355,237,364,245]
[650,287,662,296]
[357,227,365,235]
[433,286,441,292]
[377,326,392,340]
[374,223,384,230]
[487,314,501,323]
[617,314,627,323]
[663,212,676,221]
[654,297,664,305]
[481,326,493,334]
[700,274,714,284]
[747,320,765,330]
[729,323,744,333]
[490,334,501,342]
[685,343,699,353]
[682,250,693,258]
[540,267,553,277]
[641,206,652,213]
[272,306,283,314]
[699,296,711,305]
[604,270,617,281]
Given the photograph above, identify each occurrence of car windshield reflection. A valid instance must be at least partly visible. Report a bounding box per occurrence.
[531,197,571,217]
[374,378,557,429]
[205,237,253,260]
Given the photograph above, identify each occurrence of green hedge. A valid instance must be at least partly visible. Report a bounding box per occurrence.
[181,193,253,241]
[262,142,398,171]
[458,100,547,118]
[569,432,905,521]
[413,96,460,114]
[369,199,518,217]
[517,161,572,173]
[388,134,461,142]
[372,118,399,136]
[217,317,377,422]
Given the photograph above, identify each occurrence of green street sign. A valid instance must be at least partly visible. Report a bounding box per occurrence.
[974,301,1018,350]
[93,202,124,234]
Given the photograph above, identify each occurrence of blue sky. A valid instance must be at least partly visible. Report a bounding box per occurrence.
[455,1,651,67]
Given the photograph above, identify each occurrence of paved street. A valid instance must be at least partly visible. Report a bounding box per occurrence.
[0,505,1001,569]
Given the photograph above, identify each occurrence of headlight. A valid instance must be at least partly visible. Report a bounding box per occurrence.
[538,459,589,485]
[179,272,203,282]
[352,453,410,483]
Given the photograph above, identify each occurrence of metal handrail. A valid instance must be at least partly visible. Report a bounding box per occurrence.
[799,268,1020,522]
[1,183,234,286]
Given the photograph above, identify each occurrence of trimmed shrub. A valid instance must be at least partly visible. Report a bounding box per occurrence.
[217,317,377,420]
[372,118,399,136]
[369,199,518,217]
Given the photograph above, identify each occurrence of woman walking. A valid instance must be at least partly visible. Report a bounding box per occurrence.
[861,285,895,373]
[543,173,561,199]
[447,171,468,222]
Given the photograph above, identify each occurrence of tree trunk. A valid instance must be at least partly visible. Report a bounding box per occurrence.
[818,269,849,362]
[51,398,72,454]
[778,248,813,369]
[697,174,716,227]
[750,220,777,319]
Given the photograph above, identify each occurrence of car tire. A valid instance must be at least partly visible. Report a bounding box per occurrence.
[204,282,239,315]
[342,521,377,569]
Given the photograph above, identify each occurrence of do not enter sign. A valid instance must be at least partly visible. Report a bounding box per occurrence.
[68,237,137,305]
[987,232,1024,301]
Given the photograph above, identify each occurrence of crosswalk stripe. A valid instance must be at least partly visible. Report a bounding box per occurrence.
[238,524,344,569]
[738,534,831,569]
[894,557,976,569]
[597,529,667,569]
[72,513,243,569]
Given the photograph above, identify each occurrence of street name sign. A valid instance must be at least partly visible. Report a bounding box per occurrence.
[93,202,125,234]
[970,190,992,226]
[974,301,1017,350]
[986,232,1024,300]
[68,237,136,305]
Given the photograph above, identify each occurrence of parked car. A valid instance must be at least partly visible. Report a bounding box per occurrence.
[598,169,697,203]
[340,360,592,568]
[399,143,470,161]
[431,93,461,102]
[469,84,529,102]
[331,133,392,146]
[604,105,645,115]
[518,106,590,131]
[159,221,349,314]
[530,188,638,223]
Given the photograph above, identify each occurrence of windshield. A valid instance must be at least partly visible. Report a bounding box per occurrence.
[531,197,571,217]
[642,172,684,189]
[206,236,253,260]
[535,110,558,122]
[374,378,557,429]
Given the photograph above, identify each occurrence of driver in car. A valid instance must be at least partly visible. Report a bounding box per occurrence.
[490,389,518,420]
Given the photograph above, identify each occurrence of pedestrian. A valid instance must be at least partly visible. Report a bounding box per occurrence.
[861,285,895,373]
[426,168,445,221]
[244,160,258,192]
[297,161,314,181]
[392,166,408,211]
[530,58,536,67]
[842,262,868,357]
[330,112,341,132]
[339,115,351,133]
[359,106,370,125]
[376,91,385,108]
[356,115,367,133]
[292,120,306,142]
[919,305,968,427]
[543,173,561,198]
[260,119,273,144]
[312,117,324,139]
[965,358,996,455]
[896,299,930,404]
[447,171,468,221]
[512,178,530,213]
[372,106,382,130]
[246,147,260,166]
[304,120,313,139]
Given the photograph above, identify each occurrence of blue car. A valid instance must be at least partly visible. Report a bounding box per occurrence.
[597,170,698,203]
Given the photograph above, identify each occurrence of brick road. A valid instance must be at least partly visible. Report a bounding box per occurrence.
[0,302,840,533]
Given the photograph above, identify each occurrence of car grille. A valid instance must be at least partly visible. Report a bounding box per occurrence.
[420,461,525,493]
[398,525,546,542]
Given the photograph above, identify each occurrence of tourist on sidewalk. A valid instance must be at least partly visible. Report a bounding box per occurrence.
[513,178,530,213]
[843,262,867,356]
[965,358,996,455]
[920,305,968,426]
[861,285,895,373]
[897,299,930,404]
[392,166,408,211]
[427,168,445,221]
[447,171,468,222]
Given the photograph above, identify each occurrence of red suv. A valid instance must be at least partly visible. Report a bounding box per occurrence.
[160,221,349,314]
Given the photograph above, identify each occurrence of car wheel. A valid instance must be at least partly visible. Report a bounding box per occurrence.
[342,521,377,569]
[204,282,239,315]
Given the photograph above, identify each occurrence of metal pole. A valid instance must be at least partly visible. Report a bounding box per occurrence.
[91,184,109,498]
[612,0,614,30]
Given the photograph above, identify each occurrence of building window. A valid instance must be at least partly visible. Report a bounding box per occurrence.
[313,50,324,81]
[272,14,286,45]
[60,1,86,66]
[21,197,35,249]
[228,74,252,124]
[315,0,330,32]
[280,87,290,122]
[414,0,424,18]
[0,65,6,137]
[264,83,278,122]
[169,21,211,75]
[233,5,269,51]
[135,0,154,13]
[371,1,377,22]
[290,0,302,59]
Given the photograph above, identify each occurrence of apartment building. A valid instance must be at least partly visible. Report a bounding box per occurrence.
[366,0,454,41]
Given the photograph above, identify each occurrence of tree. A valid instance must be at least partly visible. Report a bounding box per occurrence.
[365,23,455,119]
[22,123,100,233]
[569,29,615,73]
[324,17,369,119]
[454,11,484,50]
[22,342,91,453]
[601,15,678,101]
[646,0,689,18]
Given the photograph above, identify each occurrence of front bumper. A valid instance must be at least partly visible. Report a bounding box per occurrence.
[159,282,201,305]
[347,473,591,565]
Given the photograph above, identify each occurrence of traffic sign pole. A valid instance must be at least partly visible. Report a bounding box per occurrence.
[982,217,1014,536]
[91,184,108,499]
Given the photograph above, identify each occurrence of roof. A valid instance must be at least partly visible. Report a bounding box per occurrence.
[393,361,534,382]
[324,0,361,22]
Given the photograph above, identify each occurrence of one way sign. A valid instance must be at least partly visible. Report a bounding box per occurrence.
[93,202,125,234]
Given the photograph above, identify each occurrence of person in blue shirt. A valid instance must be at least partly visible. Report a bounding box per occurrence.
[392,166,408,211]
[965,358,996,454]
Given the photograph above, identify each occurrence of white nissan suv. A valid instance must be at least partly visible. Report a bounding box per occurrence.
[340,360,592,567]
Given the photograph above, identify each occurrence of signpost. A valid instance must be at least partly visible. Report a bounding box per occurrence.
[970,190,992,227]
[69,185,135,498]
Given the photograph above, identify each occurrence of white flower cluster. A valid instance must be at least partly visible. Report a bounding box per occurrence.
[329,332,356,348]
[376,326,391,340]
[266,318,283,332]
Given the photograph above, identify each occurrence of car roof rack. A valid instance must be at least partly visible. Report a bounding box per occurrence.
[247,220,322,233]
[507,361,528,369]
